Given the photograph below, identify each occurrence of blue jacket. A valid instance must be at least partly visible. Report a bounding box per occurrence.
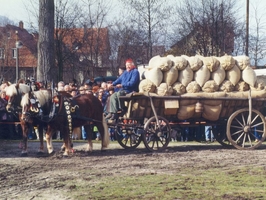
[112,69,140,93]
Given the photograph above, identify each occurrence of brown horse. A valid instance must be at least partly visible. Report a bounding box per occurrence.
[6,83,109,156]
[22,90,109,156]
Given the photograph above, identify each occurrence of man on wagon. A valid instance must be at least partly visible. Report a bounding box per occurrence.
[105,59,140,120]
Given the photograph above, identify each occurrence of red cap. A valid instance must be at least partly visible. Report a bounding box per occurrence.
[125,59,133,63]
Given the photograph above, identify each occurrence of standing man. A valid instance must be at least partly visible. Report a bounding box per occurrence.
[105,59,140,120]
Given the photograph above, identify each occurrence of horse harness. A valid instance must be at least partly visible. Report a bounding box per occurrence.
[23,91,80,135]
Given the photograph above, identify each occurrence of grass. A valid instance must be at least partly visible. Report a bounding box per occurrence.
[66,165,266,200]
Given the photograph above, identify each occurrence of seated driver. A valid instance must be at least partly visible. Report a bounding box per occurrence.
[105,59,140,120]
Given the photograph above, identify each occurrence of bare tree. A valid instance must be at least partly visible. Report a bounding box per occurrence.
[172,0,239,56]
[79,0,112,79]
[37,0,55,82]
[119,0,172,59]
[248,3,266,67]
[54,0,84,82]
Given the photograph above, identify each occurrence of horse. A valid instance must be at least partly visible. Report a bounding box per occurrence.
[7,83,109,156]
[5,83,48,156]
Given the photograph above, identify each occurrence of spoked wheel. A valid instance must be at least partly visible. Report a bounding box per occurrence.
[212,124,232,148]
[115,125,142,149]
[143,116,171,151]
[226,108,266,150]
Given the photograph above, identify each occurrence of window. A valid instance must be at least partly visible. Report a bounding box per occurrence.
[0,48,4,59]
[12,48,17,58]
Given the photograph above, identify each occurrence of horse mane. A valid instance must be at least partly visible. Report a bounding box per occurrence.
[5,83,31,97]
[21,90,52,107]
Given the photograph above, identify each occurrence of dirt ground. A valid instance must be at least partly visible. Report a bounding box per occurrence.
[1,139,266,200]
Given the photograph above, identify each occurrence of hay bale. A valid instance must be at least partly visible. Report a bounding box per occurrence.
[186,81,201,93]
[138,79,156,93]
[219,80,235,92]
[196,55,219,72]
[156,83,173,96]
[145,67,163,86]
[163,66,179,86]
[182,55,203,71]
[178,65,194,87]
[202,80,219,93]
[171,56,188,70]
[217,55,235,71]
[235,81,250,91]
[242,66,257,87]
[250,79,265,91]
[194,65,210,87]
[234,55,250,70]
[226,64,241,86]
[177,104,195,120]
[211,65,226,85]
[148,55,172,71]
[172,82,186,95]
[202,104,222,121]
[225,90,266,98]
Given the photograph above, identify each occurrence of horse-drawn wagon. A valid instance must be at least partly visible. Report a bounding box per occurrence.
[107,90,266,151]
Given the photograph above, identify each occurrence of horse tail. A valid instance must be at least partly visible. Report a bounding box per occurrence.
[102,113,110,148]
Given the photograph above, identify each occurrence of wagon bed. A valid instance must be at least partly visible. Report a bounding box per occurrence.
[108,91,266,151]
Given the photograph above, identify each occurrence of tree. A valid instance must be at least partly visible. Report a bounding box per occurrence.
[37,0,55,83]
[119,0,172,59]
[248,3,266,66]
[171,0,239,56]
[79,0,112,79]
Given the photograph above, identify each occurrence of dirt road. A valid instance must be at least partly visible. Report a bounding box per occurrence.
[1,140,266,200]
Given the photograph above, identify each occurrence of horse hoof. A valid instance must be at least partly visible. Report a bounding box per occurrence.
[20,152,28,157]
[48,151,55,156]
[37,151,45,156]
[63,155,69,159]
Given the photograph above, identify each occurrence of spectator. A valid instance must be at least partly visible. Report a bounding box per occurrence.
[105,59,140,120]
[205,126,214,142]
[55,81,65,140]
[0,91,15,139]
[79,86,85,95]
[84,83,93,94]
[64,84,71,93]
[57,81,65,91]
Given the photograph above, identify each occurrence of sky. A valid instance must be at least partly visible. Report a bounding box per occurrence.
[0,0,265,29]
[0,0,265,63]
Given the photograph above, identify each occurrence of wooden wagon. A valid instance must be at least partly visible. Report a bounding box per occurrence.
[107,90,266,151]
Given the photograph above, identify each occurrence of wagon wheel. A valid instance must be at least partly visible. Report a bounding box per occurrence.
[212,124,232,148]
[115,125,142,149]
[226,108,266,150]
[143,116,171,151]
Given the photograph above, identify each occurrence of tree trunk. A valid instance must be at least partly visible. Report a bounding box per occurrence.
[37,0,55,83]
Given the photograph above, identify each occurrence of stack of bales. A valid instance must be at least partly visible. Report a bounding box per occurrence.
[139,54,266,121]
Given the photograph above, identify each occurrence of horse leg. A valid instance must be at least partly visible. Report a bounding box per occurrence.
[85,125,93,152]
[96,114,110,151]
[45,125,55,155]
[61,126,72,157]
[20,121,29,157]
[37,123,45,155]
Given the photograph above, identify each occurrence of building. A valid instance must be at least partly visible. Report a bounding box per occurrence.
[168,22,234,57]
[0,21,38,83]
[55,27,112,83]
[0,21,112,84]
